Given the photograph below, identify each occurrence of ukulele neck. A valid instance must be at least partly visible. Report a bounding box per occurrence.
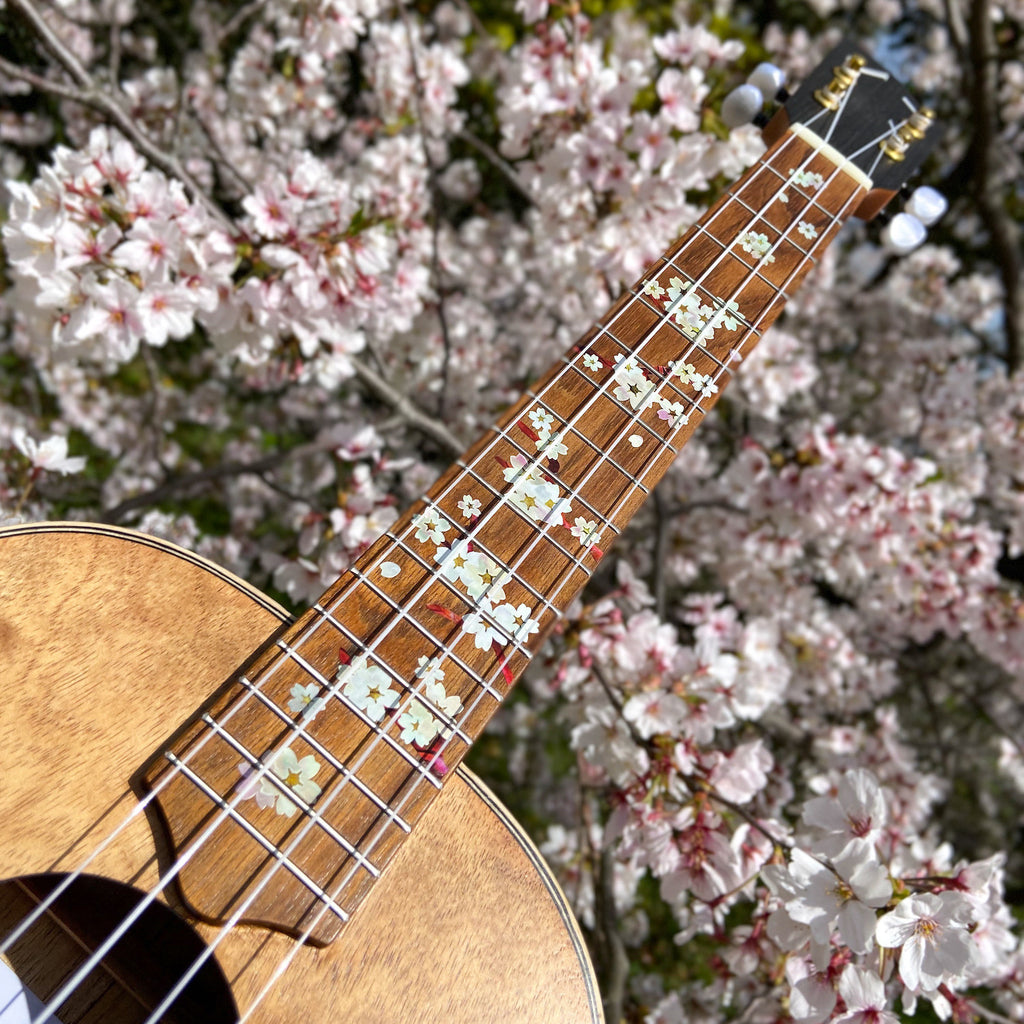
[142,122,871,946]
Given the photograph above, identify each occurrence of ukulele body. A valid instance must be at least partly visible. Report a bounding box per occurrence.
[0,521,601,1023]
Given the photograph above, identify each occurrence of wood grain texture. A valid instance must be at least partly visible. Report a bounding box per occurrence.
[132,127,869,944]
[0,522,602,1024]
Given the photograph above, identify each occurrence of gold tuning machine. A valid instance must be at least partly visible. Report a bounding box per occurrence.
[813,54,867,111]
[880,107,936,162]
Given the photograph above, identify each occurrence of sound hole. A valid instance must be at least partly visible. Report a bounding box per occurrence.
[0,873,237,1023]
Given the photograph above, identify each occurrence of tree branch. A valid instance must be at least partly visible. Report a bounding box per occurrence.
[7,0,235,232]
[965,0,1022,371]
[348,356,463,457]
[100,439,330,523]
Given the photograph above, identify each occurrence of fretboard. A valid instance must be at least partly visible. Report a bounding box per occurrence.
[143,124,870,944]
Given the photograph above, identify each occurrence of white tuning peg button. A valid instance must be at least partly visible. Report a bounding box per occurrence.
[747,62,786,102]
[722,84,764,128]
[881,212,927,254]
[905,186,947,226]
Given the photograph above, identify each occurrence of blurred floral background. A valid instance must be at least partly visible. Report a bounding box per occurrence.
[2,0,1023,1020]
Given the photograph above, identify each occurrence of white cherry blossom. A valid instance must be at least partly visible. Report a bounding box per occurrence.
[876,892,976,992]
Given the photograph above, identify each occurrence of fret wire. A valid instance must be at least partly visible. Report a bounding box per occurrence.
[453,455,608,573]
[630,285,761,346]
[276,639,444,790]
[164,753,350,922]
[518,384,669,478]
[343,571,519,726]
[556,359,694,450]
[500,413,665,525]
[383,527,562,622]
[432,468,603,625]
[690,223,795,299]
[315,591,505,722]
[409,492,567,618]
[597,294,736,375]
[448,452,601,581]
[237,675,411,833]
[349,566,523,717]
[526,381,668,484]
[318,569,502,706]
[201,712,383,879]
[316,592,509,746]
[387,520,565,622]
[584,315,721,402]
[725,191,819,262]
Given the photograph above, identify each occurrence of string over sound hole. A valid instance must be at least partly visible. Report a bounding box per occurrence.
[0,873,237,1024]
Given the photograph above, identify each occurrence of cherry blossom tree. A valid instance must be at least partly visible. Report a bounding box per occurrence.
[1,0,1023,1021]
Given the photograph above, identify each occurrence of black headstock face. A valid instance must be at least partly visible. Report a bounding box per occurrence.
[779,39,942,210]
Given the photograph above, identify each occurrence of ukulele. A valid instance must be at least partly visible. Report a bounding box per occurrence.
[0,41,940,1024]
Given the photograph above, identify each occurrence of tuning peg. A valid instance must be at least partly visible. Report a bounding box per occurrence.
[880,212,927,255]
[721,84,765,128]
[747,62,787,103]
[904,185,947,226]
[722,62,788,128]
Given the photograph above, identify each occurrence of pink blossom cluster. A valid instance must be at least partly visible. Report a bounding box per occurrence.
[3,127,233,363]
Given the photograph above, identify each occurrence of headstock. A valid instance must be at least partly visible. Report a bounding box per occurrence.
[764,39,943,220]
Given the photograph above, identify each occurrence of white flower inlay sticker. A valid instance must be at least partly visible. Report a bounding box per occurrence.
[739,231,775,263]
[398,699,441,745]
[340,657,401,722]
[628,434,642,447]
[411,507,450,544]
[287,682,326,721]
[790,168,824,190]
[457,493,481,519]
[380,561,401,578]
[239,746,323,818]
[797,220,818,239]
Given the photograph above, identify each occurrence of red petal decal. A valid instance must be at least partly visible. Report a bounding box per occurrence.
[337,648,351,665]
[491,641,515,686]
[591,546,604,560]
[518,419,541,443]
[495,455,511,469]
[427,603,464,625]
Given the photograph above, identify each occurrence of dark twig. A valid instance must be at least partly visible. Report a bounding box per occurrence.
[455,128,536,205]
[399,8,455,409]
[100,440,330,522]
[965,0,1022,371]
[7,0,235,231]
[347,356,463,457]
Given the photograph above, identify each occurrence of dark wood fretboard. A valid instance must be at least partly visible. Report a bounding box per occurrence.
[144,124,869,945]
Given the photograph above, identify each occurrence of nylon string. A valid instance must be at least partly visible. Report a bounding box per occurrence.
[14,115,891,1023]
